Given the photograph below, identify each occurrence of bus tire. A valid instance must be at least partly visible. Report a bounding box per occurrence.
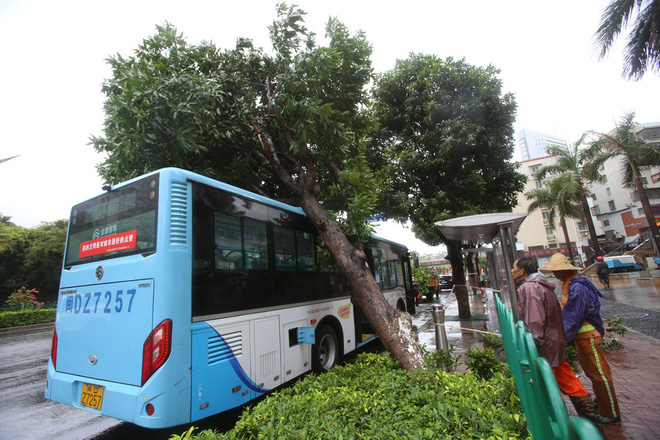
[312,325,339,373]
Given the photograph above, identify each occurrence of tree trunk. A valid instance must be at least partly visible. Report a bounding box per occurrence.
[559,216,575,263]
[298,189,425,370]
[580,193,602,260]
[465,251,479,288]
[446,240,471,319]
[635,175,660,255]
[251,116,424,370]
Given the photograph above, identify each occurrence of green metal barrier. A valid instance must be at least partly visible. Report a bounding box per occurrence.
[495,294,603,440]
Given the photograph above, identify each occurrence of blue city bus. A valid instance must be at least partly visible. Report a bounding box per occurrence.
[45,167,413,428]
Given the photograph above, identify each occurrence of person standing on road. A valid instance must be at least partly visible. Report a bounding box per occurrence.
[541,253,621,424]
[412,277,420,307]
[511,257,608,425]
[596,256,610,289]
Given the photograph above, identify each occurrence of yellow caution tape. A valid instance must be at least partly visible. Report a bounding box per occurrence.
[432,322,501,337]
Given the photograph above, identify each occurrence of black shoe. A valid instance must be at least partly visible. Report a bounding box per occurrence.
[597,415,621,424]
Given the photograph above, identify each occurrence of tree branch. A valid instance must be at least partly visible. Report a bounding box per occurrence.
[250,119,298,193]
[326,159,342,184]
[270,106,319,192]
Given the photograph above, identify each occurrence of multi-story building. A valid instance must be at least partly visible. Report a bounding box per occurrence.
[513,122,660,265]
[588,121,660,244]
[514,155,596,267]
[516,129,569,161]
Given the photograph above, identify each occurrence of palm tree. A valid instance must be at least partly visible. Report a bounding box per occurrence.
[526,175,584,264]
[534,138,603,262]
[584,112,660,253]
[594,0,660,80]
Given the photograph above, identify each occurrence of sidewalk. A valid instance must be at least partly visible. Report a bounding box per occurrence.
[567,329,660,440]
[412,289,499,372]
[412,289,660,440]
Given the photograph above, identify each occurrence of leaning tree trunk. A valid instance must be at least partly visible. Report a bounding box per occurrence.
[299,189,425,371]
[635,175,660,255]
[559,216,575,263]
[251,105,424,371]
[580,193,602,260]
[446,240,471,319]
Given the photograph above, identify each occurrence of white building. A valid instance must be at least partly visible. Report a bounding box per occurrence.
[516,129,569,161]
[588,121,660,244]
[512,122,660,264]
[513,155,596,267]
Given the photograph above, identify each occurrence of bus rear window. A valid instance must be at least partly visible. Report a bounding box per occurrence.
[64,175,159,267]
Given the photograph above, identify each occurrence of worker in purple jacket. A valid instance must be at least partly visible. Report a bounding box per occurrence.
[541,253,620,424]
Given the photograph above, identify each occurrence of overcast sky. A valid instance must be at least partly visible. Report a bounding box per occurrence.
[0,0,657,254]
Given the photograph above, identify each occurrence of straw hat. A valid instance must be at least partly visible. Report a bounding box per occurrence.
[539,252,583,272]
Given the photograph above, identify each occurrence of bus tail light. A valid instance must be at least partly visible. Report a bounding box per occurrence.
[141,319,172,386]
[50,326,58,369]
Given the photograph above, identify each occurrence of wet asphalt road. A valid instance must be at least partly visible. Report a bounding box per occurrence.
[0,324,120,440]
[599,287,660,340]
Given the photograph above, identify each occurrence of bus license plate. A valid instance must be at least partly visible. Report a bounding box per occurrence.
[80,383,104,410]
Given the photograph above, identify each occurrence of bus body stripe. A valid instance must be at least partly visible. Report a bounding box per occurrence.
[212,327,269,394]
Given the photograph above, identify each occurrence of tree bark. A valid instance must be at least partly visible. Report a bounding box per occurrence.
[635,175,660,254]
[446,240,471,319]
[580,193,602,261]
[298,189,425,370]
[559,216,575,263]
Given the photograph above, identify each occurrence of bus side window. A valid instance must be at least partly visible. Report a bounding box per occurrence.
[296,231,315,272]
[273,226,296,271]
[244,219,268,270]
[214,213,243,271]
[371,247,383,288]
[402,260,412,290]
[389,260,398,288]
[394,260,404,287]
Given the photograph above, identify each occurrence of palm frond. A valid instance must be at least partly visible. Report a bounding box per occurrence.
[595,0,639,58]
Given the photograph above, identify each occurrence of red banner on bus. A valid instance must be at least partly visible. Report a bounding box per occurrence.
[80,230,138,258]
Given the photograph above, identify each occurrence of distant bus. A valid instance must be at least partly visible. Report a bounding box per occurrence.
[45,168,412,428]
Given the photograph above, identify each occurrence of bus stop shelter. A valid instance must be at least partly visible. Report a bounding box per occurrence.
[435,212,527,321]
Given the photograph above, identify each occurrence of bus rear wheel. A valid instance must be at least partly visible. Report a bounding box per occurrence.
[312,325,339,373]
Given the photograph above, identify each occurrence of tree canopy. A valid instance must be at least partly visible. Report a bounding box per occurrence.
[0,216,67,304]
[594,0,660,80]
[372,54,525,245]
[525,175,584,263]
[91,8,380,242]
[371,54,525,318]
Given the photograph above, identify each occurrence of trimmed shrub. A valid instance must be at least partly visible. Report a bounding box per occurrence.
[0,308,56,328]
[174,352,530,439]
[465,347,505,381]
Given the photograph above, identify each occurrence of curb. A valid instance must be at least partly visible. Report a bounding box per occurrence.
[0,321,54,334]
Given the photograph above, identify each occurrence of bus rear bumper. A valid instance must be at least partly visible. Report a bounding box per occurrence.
[45,362,188,428]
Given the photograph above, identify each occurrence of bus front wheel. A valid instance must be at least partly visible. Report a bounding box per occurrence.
[312,325,339,373]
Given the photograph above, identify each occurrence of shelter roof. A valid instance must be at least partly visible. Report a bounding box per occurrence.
[435,212,527,244]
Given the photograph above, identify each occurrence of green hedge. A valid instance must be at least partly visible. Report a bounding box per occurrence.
[173,352,531,439]
[0,308,56,328]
